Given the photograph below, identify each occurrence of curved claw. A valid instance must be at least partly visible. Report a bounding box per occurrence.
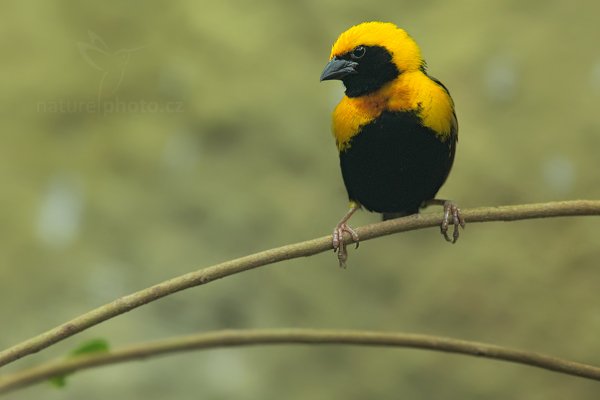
[440,201,465,243]
[332,223,359,268]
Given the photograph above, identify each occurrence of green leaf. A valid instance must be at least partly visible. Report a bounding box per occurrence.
[69,338,110,357]
[48,338,110,389]
[48,375,67,388]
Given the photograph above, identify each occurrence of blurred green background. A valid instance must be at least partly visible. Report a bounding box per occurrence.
[2,0,600,398]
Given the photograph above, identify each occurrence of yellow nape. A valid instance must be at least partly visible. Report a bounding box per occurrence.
[330,22,423,73]
[389,71,455,138]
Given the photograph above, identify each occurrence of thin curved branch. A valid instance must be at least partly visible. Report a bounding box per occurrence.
[1,328,600,394]
[0,200,599,369]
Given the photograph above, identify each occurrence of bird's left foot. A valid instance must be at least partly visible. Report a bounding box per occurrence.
[332,223,359,268]
[440,200,465,243]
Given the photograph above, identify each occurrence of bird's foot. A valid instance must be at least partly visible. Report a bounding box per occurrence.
[440,200,466,243]
[332,223,359,268]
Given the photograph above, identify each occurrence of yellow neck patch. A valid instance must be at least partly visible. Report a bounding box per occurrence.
[332,71,455,151]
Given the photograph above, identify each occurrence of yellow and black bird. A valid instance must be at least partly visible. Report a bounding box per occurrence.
[320,22,465,266]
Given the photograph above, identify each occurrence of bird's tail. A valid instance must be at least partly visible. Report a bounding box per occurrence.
[381,205,421,220]
[381,211,412,221]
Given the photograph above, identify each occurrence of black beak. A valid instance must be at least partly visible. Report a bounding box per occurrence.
[320,57,359,81]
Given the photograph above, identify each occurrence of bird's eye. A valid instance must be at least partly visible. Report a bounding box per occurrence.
[350,46,366,59]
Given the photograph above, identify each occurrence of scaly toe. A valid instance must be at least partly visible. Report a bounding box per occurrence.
[342,224,360,248]
[337,246,348,268]
[332,223,358,267]
[441,201,465,244]
[332,228,341,252]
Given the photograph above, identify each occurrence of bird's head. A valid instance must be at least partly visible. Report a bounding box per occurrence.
[320,22,424,98]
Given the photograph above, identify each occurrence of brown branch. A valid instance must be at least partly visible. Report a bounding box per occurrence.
[1,328,600,394]
[0,200,599,369]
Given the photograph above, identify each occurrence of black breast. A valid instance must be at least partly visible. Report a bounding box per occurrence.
[339,111,456,214]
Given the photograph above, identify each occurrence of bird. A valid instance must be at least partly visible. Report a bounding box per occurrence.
[320,22,465,267]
